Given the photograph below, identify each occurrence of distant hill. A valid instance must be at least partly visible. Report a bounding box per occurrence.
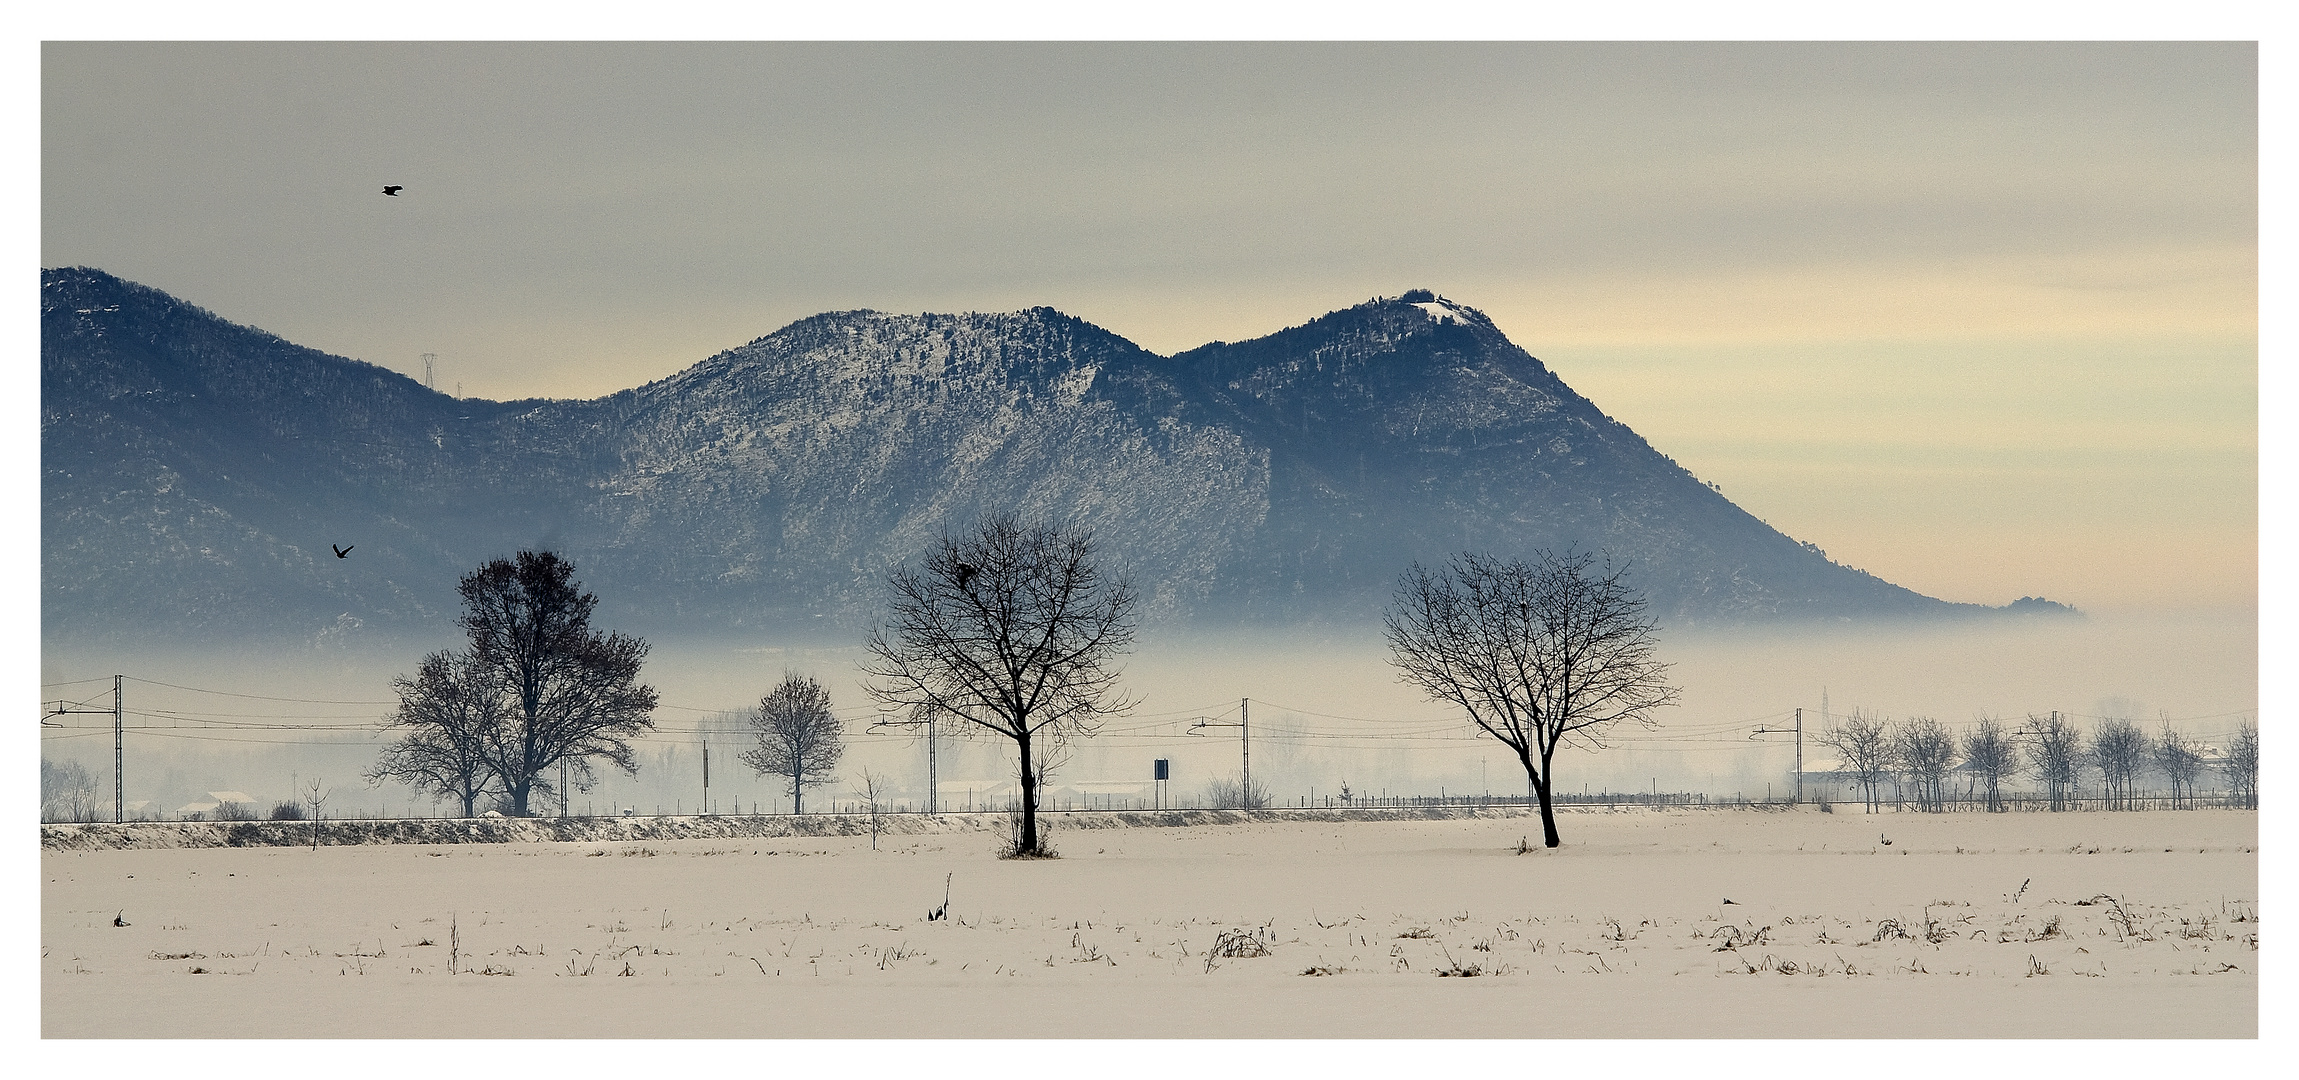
[41,268,2066,645]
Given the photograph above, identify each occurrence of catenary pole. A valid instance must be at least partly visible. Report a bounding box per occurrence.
[1241,698,1250,810]
[113,675,124,823]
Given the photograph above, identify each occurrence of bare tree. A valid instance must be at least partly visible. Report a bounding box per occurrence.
[740,673,845,814]
[863,515,1137,858]
[2153,721,2205,807]
[370,650,505,817]
[1961,716,2017,812]
[1819,709,1893,812]
[2091,716,2149,810]
[2221,719,2258,809]
[303,777,329,850]
[1895,716,1957,812]
[457,551,659,816]
[40,758,98,823]
[1202,774,1271,810]
[2022,712,2084,811]
[854,768,887,850]
[1384,549,1678,848]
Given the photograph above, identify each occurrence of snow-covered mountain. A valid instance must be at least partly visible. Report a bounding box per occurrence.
[42,270,2019,645]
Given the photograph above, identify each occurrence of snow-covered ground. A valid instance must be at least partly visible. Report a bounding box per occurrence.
[42,806,2255,1038]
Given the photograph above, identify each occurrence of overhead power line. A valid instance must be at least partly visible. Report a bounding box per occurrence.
[123,676,394,706]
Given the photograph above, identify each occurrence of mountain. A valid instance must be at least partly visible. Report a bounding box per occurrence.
[42,269,2035,646]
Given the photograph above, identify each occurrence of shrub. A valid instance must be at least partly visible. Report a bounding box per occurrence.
[269,800,307,820]
[211,800,257,822]
[1201,774,1270,810]
[993,806,1056,859]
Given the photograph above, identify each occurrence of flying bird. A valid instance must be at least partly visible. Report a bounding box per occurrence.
[332,544,353,559]
[382,185,403,196]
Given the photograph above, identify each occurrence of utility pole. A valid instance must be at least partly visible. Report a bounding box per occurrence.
[927,710,938,815]
[560,762,568,817]
[701,740,710,816]
[422,352,437,390]
[1187,698,1252,810]
[1752,708,1804,804]
[113,675,123,823]
[44,677,125,823]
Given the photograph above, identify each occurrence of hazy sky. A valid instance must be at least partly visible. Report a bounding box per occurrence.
[40,41,2257,613]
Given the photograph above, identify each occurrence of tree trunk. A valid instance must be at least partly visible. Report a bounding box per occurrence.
[510,778,530,817]
[793,765,804,815]
[1018,734,1039,855]
[1532,767,1560,848]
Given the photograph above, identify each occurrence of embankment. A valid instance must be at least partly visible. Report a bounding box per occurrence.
[36,803,1620,850]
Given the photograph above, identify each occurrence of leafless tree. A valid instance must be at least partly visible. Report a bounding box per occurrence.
[1961,716,2018,812]
[457,551,659,816]
[2221,719,2258,809]
[1895,716,1957,812]
[2022,712,2084,811]
[854,768,887,850]
[1384,549,1678,848]
[862,514,1138,859]
[2153,721,2205,807]
[2090,716,2149,810]
[370,650,505,817]
[741,673,845,814]
[1819,709,1893,812]
[40,758,98,823]
[1202,774,1271,810]
[303,777,329,850]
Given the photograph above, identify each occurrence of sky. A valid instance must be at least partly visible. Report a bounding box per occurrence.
[38,41,2257,616]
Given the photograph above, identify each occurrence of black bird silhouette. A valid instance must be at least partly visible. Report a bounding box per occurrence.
[1722,898,1738,905]
[1880,832,1893,846]
[382,185,403,196]
[954,562,978,588]
[332,544,353,559]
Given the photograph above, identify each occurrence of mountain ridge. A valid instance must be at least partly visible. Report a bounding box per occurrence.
[41,267,2065,646]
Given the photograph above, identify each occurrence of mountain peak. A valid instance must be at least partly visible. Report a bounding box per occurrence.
[43,269,1993,644]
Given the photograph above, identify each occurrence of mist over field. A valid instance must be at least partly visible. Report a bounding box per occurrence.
[39,604,2255,821]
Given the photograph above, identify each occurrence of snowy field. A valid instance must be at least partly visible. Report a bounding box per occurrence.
[42,806,2255,1039]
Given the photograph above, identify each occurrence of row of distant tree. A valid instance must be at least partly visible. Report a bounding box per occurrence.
[1816,711,2259,812]
[343,515,2252,857]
